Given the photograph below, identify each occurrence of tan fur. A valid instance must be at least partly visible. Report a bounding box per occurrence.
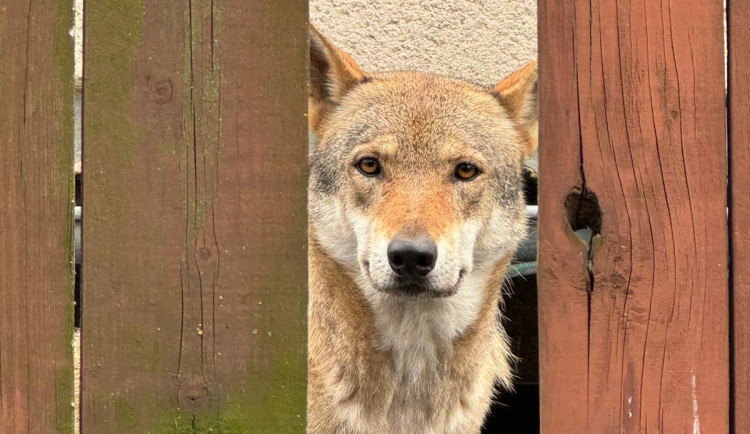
[308,25,369,135]
[373,183,453,240]
[307,25,538,433]
[493,62,539,158]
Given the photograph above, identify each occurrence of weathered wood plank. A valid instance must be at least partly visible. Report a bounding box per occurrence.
[82,1,308,431]
[0,1,75,432]
[729,1,750,431]
[538,0,728,432]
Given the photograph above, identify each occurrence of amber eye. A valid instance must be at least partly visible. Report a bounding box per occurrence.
[454,163,480,181]
[356,157,381,176]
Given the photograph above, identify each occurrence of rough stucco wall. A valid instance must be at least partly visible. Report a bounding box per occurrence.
[310,0,537,86]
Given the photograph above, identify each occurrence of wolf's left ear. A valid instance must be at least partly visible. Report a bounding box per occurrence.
[493,62,538,159]
[309,24,369,136]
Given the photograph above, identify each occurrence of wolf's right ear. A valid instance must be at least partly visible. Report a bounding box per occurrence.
[309,25,368,136]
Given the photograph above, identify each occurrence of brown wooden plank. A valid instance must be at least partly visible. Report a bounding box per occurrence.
[729,1,750,431]
[81,0,308,431]
[538,0,728,432]
[0,1,75,432]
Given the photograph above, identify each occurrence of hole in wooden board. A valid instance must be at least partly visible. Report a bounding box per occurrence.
[565,187,602,241]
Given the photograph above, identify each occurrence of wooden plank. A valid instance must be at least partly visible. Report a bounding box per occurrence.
[729,1,750,431]
[81,1,308,431]
[0,1,75,432]
[537,0,728,432]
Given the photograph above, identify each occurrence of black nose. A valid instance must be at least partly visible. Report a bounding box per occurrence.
[387,236,438,278]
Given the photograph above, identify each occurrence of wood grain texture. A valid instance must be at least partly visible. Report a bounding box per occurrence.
[0,1,75,432]
[729,1,750,431]
[82,1,308,431]
[537,0,728,432]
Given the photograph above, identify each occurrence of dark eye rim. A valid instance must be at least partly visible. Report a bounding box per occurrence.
[355,156,382,177]
[454,162,481,181]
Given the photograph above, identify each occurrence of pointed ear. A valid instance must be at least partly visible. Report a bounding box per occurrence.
[309,24,368,136]
[493,62,538,159]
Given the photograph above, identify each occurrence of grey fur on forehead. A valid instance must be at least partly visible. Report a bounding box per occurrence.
[319,71,524,160]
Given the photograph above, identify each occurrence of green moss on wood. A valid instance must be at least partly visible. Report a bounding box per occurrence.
[82,0,308,431]
[52,0,76,432]
[114,395,138,428]
[84,0,145,171]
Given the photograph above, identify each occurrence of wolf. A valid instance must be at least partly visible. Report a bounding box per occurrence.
[306,24,538,434]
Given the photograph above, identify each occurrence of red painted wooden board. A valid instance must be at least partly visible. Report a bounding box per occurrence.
[0,1,75,432]
[729,1,750,431]
[538,0,728,431]
[82,1,308,431]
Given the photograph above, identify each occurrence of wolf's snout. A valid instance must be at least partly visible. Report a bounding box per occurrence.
[387,236,438,278]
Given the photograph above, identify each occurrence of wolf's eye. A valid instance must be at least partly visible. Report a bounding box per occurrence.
[454,163,480,181]
[356,157,381,176]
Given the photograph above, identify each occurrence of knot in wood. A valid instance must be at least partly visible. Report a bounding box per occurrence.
[178,384,210,410]
[149,78,173,104]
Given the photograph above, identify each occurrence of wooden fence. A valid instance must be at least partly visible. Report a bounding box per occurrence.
[538,0,728,432]
[0,0,747,432]
[1,1,75,432]
[81,0,308,432]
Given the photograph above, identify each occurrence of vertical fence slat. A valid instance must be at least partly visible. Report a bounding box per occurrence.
[82,1,308,431]
[0,1,75,432]
[538,0,728,432]
[729,0,750,431]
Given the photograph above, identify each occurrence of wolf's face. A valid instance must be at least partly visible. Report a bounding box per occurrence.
[308,26,538,303]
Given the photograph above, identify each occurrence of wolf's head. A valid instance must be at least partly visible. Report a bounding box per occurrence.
[308,26,537,304]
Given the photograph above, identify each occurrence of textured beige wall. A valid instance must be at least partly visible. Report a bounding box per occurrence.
[310,0,537,86]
